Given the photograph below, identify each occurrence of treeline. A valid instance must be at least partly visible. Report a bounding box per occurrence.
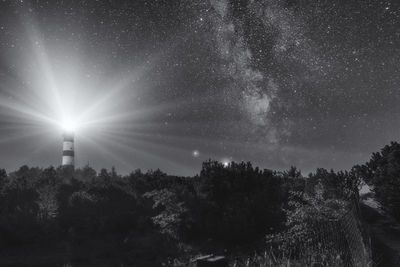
[0,142,399,265]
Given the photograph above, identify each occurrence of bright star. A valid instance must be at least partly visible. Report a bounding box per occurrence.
[192,150,200,157]
[222,158,230,167]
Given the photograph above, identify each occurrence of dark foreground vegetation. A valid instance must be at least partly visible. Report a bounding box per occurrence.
[1,142,400,266]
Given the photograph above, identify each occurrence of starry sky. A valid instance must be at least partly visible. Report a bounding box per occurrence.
[0,0,399,176]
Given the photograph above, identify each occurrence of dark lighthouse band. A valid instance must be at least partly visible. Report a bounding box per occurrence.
[62,150,74,156]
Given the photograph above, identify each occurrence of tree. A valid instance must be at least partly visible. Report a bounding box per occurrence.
[74,165,97,182]
[267,181,348,265]
[354,142,400,220]
[283,166,302,179]
[144,189,187,240]
[0,169,7,190]
[307,168,361,202]
[0,170,40,247]
[36,185,58,221]
[182,160,286,245]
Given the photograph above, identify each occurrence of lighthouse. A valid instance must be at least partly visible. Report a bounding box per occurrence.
[62,131,74,167]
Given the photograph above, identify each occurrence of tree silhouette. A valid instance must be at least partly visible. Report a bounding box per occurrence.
[354,142,400,220]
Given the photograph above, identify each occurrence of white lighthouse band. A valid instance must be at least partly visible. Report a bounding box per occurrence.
[62,131,74,166]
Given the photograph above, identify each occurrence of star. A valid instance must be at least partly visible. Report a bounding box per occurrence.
[192,150,200,158]
[0,0,398,176]
[222,158,230,167]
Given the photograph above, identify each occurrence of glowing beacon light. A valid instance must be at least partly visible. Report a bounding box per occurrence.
[62,131,75,167]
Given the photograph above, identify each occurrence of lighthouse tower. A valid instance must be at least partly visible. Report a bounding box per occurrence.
[62,131,74,167]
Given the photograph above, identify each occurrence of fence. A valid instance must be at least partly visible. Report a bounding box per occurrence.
[299,203,372,267]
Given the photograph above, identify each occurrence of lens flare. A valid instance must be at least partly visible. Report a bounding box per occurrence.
[60,119,78,133]
[0,14,209,174]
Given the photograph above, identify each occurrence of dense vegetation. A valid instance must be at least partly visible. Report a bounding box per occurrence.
[353,142,400,221]
[3,142,400,265]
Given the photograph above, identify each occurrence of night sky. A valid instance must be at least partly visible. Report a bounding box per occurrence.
[0,0,399,176]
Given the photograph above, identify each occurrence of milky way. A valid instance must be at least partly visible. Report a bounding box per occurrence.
[0,0,399,175]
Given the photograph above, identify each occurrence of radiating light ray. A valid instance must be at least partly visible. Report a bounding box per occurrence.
[0,75,56,112]
[95,133,194,174]
[102,130,220,147]
[0,127,52,144]
[75,45,170,125]
[26,27,65,120]
[0,97,58,126]
[76,81,131,125]
[0,9,198,172]
[80,99,191,127]
[92,130,193,173]
[18,132,60,166]
[78,133,134,170]
[98,130,190,156]
[98,128,240,165]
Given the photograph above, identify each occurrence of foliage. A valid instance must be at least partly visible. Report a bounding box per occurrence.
[354,141,400,220]
[36,185,58,220]
[307,168,361,202]
[268,182,347,251]
[179,161,287,245]
[262,177,368,267]
[144,189,187,240]
[281,166,302,179]
[0,167,40,246]
[232,249,344,267]
[0,158,367,265]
